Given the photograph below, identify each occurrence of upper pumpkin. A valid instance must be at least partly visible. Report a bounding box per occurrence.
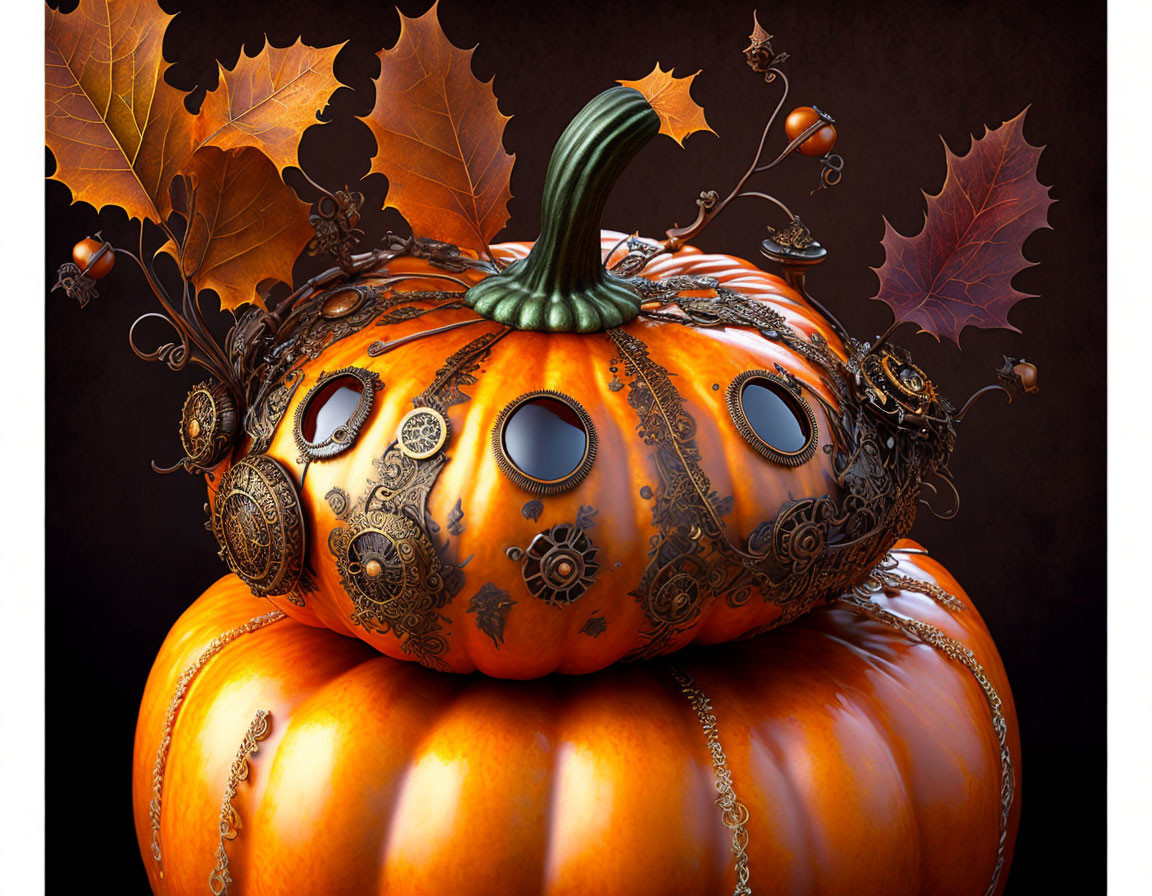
[196,233,949,675]
[189,86,953,676]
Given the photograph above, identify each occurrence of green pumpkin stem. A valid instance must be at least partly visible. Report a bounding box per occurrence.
[465,86,659,332]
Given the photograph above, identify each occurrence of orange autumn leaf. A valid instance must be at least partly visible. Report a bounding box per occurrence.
[618,64,715,147]
[45,0,193,223]
[194,38,346,173]
[360,1,514,254]
[160,147,313,312]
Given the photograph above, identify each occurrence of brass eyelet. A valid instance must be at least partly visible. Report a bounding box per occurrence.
[292,367,380,461]
[726,370,818,466]
[492,390,598,495]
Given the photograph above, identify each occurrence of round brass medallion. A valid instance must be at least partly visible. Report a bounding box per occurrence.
[212,454,306,597]
[397,407,450,459]
[179,381,237,468]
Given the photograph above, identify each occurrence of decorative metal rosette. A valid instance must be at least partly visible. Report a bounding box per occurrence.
[179,381,238,468]
[647,564,706,626]
[328,511,451,664]
[397,406,450,460]
[520,523,600,606]
[211,455,306,597]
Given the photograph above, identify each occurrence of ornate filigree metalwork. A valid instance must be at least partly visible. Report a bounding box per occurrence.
[491,390,598,495]
[307,187,365,273]
[667,665,752,896]
[209,709,272,896]
[398,407,450,460]
[855,343,951,430]
[292,366,381,461]
[242,284,397,455]
[149,611,286,877]
[726,369,819,466]
[212,455,306,597]
[245,369,303,457]
[329,511,454,666]
[521,500,543,522]
[326,330,508,668]
[603,276,957,653]
[325,486,350,519]
[52,261,98,307]
[764,214,814,250]
[607,328,754,655]
[579,613,607,638]
[466,583,516,649]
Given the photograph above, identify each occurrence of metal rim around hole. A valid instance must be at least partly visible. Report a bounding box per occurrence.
[292,366,380,461]
[726,369,819,467]
[492,390,598,496]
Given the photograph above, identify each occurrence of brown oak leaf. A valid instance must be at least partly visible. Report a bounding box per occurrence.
[194,38,346,173]
[617,64,716,147]
[872,108,1054,346]
[45,0,192,223]
[160,147,313,312]
[360,1,514,254]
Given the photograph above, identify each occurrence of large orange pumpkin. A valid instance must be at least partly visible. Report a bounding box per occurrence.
[133,541,1018,896]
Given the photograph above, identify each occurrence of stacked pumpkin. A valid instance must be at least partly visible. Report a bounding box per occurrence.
[46,3,1025,893]
[130,90,1020,896]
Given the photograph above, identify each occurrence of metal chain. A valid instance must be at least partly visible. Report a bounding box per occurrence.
[839,592,1014,896]
[209,709,273,896]
[149,610,286,876]
[667,665,753,896]
[851,553,965,611]
[881,573,966,611]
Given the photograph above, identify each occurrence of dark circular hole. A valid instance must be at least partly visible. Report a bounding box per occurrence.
[502,397,589,483]
[740,378,810,454]
[301,375,365,444]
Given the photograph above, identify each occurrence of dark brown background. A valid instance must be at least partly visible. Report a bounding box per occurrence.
[45,0,1105,892]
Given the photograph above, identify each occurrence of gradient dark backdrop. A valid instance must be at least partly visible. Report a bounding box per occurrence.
[46,0,1105,892]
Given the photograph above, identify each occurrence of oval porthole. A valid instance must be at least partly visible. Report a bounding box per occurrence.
[727,370,818,466]
[493,391,597,495]
[293,367,380,461]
